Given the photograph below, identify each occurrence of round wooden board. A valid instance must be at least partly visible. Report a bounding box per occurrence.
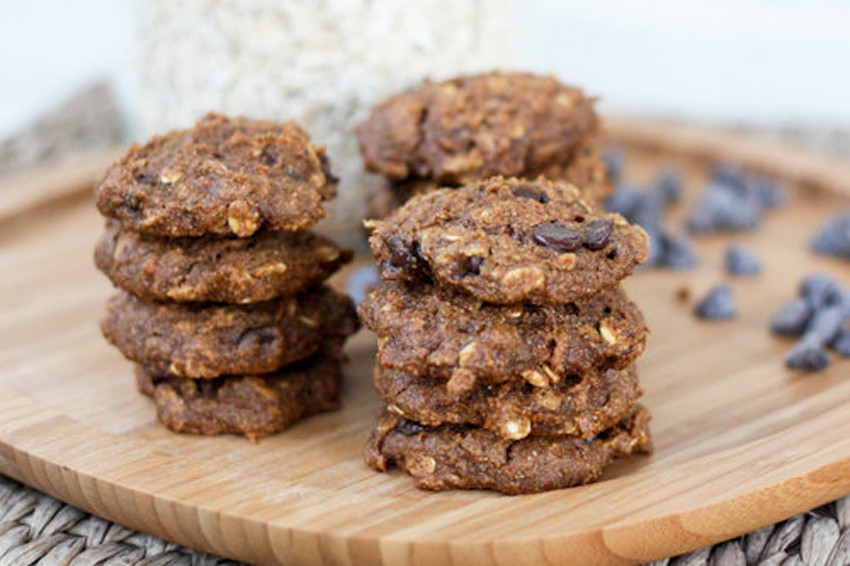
[1,119,850,565]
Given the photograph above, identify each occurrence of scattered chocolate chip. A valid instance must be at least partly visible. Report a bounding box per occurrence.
[725,243,761,277]
[604,185,642,218]
[659,231,697,270]
[533,221,583,252]
[397,419,425,436]
[687,183,761,233]
[694,284,737,320]
[583,220,613,250]
[784,335,830,371]
[770,298,813,336]
[811,211,850,260]
[833,330,850,357]
[603,147,625,182]
[712,163,746,188]
[750,177,786,210]
[807,305,845,344]
[511,185,549,204]
[655,168,682,205]
[799,274,839,309]
[675,285,691,303]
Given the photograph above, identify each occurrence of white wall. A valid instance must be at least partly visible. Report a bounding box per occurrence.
[1,0,849,138]
[517,0,850,126]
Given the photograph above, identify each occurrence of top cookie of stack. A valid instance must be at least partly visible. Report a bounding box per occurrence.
[356,72,609,217]
[94,113,359,440]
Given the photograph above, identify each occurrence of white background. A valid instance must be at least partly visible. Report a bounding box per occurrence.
[1,0,849,138]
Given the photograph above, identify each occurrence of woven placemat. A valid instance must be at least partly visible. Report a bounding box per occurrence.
[0,475,240,565]
[0,470,845,565]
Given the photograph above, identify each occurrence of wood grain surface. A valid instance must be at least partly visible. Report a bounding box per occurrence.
[0,119,849,565]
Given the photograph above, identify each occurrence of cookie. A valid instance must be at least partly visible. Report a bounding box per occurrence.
[358,281,647,386]
[95,219,352,303]
[356,72,599,185]
[375,364,641,440]
[137,348,342,441]
[101,286,358,378]
[95,113,337,237]
[364,405,652,495]
[365,140,610,220]
[366,177,649,304]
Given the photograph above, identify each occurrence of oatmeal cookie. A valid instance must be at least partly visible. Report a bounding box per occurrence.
[95,219,352,303]
[364,405,652,494]
[95,113,337,237]
[366,177,649,304]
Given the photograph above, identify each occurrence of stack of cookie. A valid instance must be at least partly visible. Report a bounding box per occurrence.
[360,176,652,494]
[356,71,610,218]
[94,113,359,441]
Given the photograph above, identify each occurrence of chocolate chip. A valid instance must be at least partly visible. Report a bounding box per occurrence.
[724,243,761,277]
[383,237,430,279]
[785,335,830,371]
[603,147,625,182]
[694,284,737,320]
[833,329,850,357]
[811,211,850,260]
[461,255,483,276]
[659,231,697,270]
[397,419,425,436]
[799,274,839,309]
[533,221,583,252]
[655,168,682,205]
[806,306,845,344]
[259,146,278,167]
[511,185,549,204]
[770,298,812,336]
[583,220,614,250]
[604,185,642,218]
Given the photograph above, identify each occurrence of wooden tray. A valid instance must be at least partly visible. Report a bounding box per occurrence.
[1,118,850,565]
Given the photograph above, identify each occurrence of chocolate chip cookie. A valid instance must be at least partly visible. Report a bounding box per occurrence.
[95,113,337,237]
[366,177,649,304]
[95,219,352,303]
[375,364,641,440]
[356,72,599,185]
[358,281,647,387]
[137,347,342,441]
[364,405,652,494]
[101,286,358,378]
